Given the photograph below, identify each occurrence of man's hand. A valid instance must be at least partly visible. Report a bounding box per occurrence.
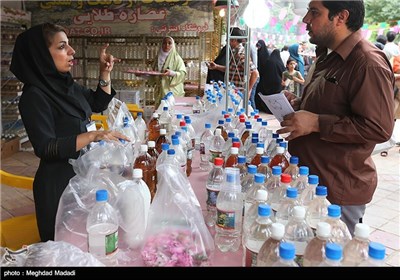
[277,110,319,141]
[282,90,301,111]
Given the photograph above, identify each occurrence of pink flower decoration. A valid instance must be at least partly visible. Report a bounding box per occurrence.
[141,228,210,267]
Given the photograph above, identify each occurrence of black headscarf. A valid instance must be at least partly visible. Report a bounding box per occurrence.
[10,23,91,120]
[256,40,269,73]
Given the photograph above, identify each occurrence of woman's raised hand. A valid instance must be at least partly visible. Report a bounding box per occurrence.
[99,43,121,73]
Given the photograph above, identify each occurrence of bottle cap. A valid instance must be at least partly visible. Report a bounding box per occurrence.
[368,242,385,260]
[96,189,108,202]
[254,173,266,183]
[214,157,224,166]
[308,174,319,185]
[292,206,306,219]
[238,156,246,164]
[230,147,239,154]
[279,242,295,260]
[271,166,282,175]
[140,144,148,152]
[354,223,370,239]
[261,155,270,164]
[315,186,327,196]
[286,187,297,198]
[316,222,332,238]
[327,205,341,218]
[255,189,268,201]
[161,143,169,151]
[167,149,175,155]
[299,166,309,175]
[256,147,264,154]
[325,243,342,261]
[160,128,167,135]
[271,223,285,240]
[281,173,291,183]
[247,165,257,174]
[148,141,155,148]
[258,204,271,216]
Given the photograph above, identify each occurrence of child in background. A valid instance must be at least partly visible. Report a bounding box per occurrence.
[282,58,305,98]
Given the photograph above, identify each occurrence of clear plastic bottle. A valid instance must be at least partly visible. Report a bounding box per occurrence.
[159,106,172,135]
[270,173,292,212]
[86,189,119,266]
[117,169,151,250]
[305,185,330,229]
[257,155,272,180]
[323,205,352,247]
[291,166,309,196]
[275,187,301,226]
[209,128,225,164]
[199,123,214,171]
[215,167,243,252]
[244,204,273,267]
[134,112,148,143]
[272,242,299,267]
[205,157,224,227]
[156,143,169,168]
[170,136,187,174]
[283,156,299,182]
[319,243,343,266]
[342,223,370,266]
[303,222,332,267]
[256,222,286,266]
[284,206,314,266]
[244,173,267,216]
[192,95,203,114]
[265,166,282,206]
[241,164,257,196]
[300,174,319,207]
[243,189,269,241]
[358,242,386,267]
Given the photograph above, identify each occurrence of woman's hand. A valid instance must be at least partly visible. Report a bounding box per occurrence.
[99,43,121,73]
[91,130,130,143]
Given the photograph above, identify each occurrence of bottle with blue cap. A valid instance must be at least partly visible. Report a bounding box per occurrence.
[299,174,319,206]
[86,189,119,265]
[243,204,273,267]
[291,165,309,195]
[305,185,331,229]
[275,187,301,226]
[319,243,343,266]
[358,242,386,267]
[215,167,243,252]
[244,173,267,216]
[272,242,299,267]
[323,204,352,247]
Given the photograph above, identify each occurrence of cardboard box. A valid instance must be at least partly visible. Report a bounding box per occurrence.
[1,137,20,159]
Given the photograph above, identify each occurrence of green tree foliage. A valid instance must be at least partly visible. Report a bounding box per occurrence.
[365,0,400,25]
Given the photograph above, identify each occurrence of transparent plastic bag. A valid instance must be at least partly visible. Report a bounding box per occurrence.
[1,241,104,267]
[140,163,214,267]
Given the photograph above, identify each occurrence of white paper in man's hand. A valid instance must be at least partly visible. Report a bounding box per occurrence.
[257,92,294,122]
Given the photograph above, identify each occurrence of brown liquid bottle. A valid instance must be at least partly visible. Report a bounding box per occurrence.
[250,147,264,168]
[147,112,160,141]
[269,146,289,173]
[155,128,169,154]
[133,144,157,201]
[224,147,239,168]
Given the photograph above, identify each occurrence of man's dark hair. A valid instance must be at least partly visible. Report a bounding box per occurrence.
[376,35,387,45]
[386,31,397,43]
[322,0,364,32]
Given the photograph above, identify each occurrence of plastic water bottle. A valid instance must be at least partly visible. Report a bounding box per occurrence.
[323,205,352,247]
[305,185,330,229]
[299,174,319,207]
[358,242,386,267]
[192,95,203,114]
[283,156,299,182]
[215,167,243,252]
[303,222,332,267]
[272,242,299,267]
[256,222,286,266]
[205,157,224,227]
[199,123,213,171]
[319,243,343,266]
[86,189,119,265]
[342,223,370,266]
[242,189,269,241]
[134,112,147,142]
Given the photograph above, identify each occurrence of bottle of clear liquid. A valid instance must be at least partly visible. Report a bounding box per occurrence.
[291,166,309,196]
[265,166,282,206]
[299,174,319,207]
[156,143,169,168]
[284,206,314,266]
[209,128,225,164]
[237,155,248,183]
[323,205,352,247]
[270,173,292,212]
[86,189,119,266]
[215,167,243,252]
[199,123,214,171]
[117,168,151,250]
[275,187,301,226]
[205,157,224,227]
[272,242,299,267]
[257,155,272,180]
[244,173,267,216]
[358,242,386,267]
[342,223,370,266]
[243,189,268,242]
[256,222,286,266]
[283,156,299,182]
[134,112,148,143]
[192,95,203,114]
[303,222,332,267]
[319,243,343,266]
[305,185,330,229]
[159,106,172,135]
[244,204,273,267]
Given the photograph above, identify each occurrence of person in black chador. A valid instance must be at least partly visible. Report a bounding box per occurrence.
[206,45,226,84]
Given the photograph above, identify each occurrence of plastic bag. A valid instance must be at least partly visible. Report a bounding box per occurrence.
[1,241,104,267]
[140,163,214,267]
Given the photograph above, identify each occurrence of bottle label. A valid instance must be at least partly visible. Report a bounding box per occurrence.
[200,143,205,155]
[193,109,201,114]
[105,230,118,255]
[245,247,258,267]
[209,150,222,163]
[206,189,219,207]
[216,209,236,230]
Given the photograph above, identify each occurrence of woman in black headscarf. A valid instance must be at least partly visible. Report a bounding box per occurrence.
[255,47,286,113]
[206,45,226,84]
[10,23,128,241]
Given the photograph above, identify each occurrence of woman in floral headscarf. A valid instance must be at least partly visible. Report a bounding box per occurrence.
[150,36,187,106]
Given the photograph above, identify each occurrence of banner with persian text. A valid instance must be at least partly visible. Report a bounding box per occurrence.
[25,0,214,36]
